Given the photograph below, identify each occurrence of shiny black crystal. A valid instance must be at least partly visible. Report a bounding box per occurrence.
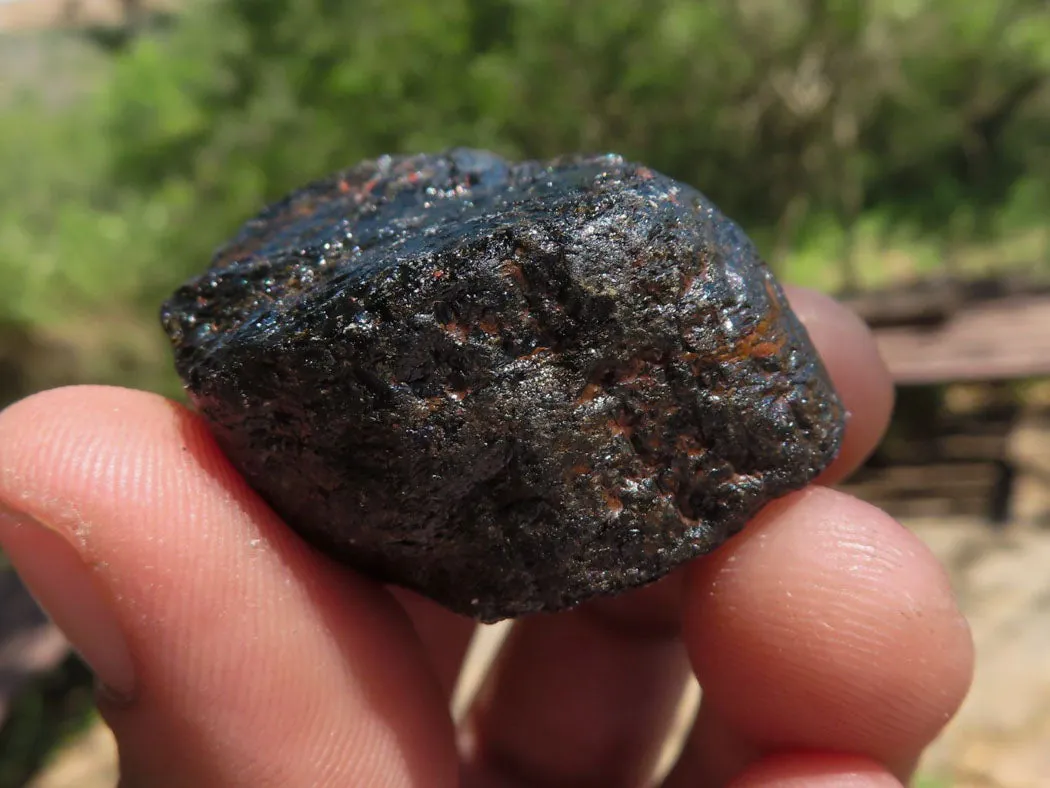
[161,149,846,621]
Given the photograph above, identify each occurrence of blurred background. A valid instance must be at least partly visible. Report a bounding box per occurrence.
[0,0,1047,785]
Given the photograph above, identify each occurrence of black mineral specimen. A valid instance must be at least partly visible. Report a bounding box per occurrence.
[161,149,846,621]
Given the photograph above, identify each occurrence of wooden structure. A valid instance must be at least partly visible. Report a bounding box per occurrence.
[838,273,1050,523]
[843,275,1050,384]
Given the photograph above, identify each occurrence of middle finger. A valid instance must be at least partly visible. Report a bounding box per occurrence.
[460,289,893,785]
[463,583,691,787]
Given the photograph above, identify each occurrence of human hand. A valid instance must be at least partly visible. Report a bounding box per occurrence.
[0,288,972,787]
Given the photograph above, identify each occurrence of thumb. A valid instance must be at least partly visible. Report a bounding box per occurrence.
[0,386,457,787]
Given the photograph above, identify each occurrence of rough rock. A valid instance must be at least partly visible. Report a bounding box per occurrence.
[161,149,845,621]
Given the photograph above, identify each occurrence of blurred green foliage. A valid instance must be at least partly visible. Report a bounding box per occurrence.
[0,653,96,788]
[0,0,1048,399]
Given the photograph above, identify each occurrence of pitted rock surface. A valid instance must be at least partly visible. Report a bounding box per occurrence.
[161,149,846,621]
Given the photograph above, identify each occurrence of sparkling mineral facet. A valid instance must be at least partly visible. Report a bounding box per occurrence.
[161,149,846,621]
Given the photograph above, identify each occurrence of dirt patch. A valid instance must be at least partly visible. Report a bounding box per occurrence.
[911,410,1050,787]
[914,518,1050,787]
[0,0,176,31]
[27,717,116,788]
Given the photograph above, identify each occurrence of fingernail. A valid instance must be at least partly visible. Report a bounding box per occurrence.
[0,504,136,701]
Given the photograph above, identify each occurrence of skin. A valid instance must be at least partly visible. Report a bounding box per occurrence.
[0,287,973,787]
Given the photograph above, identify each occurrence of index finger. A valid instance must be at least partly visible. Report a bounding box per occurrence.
[785,286,894,485]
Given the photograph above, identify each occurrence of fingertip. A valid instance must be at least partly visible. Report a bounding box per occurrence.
[784,287,895,483]
[683,486,973,765]
[1,383,173,425]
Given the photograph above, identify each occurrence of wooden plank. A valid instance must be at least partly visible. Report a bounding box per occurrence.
[851,462,998,486]
[862,294,1050,384]
[870,434,1011,465]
